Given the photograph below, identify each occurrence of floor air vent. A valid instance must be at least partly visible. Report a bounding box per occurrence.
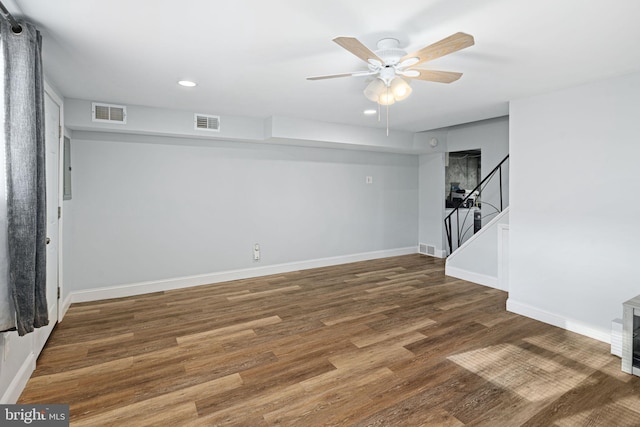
[92,102,127,124]
[419,243,436,256]
[194,113,220,132]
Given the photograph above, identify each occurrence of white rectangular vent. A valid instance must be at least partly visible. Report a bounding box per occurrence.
[194,113,220,132]
[419,243,436,256]
[92,102,127,124]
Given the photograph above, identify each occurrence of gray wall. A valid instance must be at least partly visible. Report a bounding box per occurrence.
[64,132,419,291]
[418,151,446,255]
[509,71,640,341]
[418,117,509,256]
[447,117,510,226]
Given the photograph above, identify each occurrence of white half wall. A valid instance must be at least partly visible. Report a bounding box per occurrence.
[445,208,510,290]
[508,71,640,343]
[64,131,419,293]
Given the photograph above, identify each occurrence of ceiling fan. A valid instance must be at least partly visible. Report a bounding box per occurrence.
[307,32,475,106]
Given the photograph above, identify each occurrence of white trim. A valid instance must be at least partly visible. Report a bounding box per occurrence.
[0,352,35,404]
[70,247,418,303]
[506,298,610,344]
[496,224,509,292]
[59,293,73,323]
[44,81,65,324]
[445,266,498,288]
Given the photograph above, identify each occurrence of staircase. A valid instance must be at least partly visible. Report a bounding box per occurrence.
[444,154,509,255]
[444,155,509,289]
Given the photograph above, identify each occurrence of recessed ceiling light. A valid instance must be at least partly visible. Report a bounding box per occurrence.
[363,109,377,115]
[178,80,197,87]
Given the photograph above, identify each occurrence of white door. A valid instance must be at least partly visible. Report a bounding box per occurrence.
[33,90,61,355]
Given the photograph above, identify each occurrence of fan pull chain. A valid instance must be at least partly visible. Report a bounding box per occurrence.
[386,103,389,136]
[386,86,390,136]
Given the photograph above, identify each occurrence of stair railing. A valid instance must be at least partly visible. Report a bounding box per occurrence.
[444,154,509,255]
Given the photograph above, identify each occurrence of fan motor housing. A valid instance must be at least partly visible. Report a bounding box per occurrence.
[375,38,406,65]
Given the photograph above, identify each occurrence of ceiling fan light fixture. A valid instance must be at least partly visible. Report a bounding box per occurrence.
[311,32,474,135]
[378,92,396,106]
[363,78,386,102]
[390,77,412,101]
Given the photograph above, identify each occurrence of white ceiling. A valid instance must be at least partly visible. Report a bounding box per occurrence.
[9,0,640,133]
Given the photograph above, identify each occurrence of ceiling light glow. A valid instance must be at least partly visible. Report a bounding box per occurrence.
[363,109,377,115]
[178,80,197,87]
[363,77,412,105]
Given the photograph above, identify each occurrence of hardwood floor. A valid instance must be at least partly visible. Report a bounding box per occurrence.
[18,254,640,426]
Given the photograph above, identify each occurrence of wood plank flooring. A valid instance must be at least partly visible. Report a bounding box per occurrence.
[18,254,640,426]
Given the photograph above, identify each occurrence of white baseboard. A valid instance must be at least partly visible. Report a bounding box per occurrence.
[434,249,447,259]
[506,298,610,344]
[445,266,499,289]
[418,250,447,259]
[0,352,35,404]
[59,293,73,323]
[70,247,418,304]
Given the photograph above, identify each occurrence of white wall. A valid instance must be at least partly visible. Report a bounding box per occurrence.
[0,332,35,403]
[64,132,419,294]
[447,116,510,227]
[418,149,446,256]
[418,117,509,257]
[508,71,640,342]
[446,209,510,289]
[64,99,422,154]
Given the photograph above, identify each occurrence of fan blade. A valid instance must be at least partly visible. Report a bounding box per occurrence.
[401,32,474,66]
[307,70,375,80]
[333,37,383,64]
[307,72,355,81]
[406,70,463,83]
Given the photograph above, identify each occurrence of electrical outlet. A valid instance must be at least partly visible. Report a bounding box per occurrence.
[253,243,260,261]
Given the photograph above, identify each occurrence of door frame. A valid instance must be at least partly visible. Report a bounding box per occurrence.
[32,82,63,357]
[43,81,64,323]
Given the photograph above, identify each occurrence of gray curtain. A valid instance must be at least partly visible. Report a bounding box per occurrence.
[1,19,48,336]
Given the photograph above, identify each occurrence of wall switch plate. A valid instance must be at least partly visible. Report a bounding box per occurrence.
[366,176,373,184]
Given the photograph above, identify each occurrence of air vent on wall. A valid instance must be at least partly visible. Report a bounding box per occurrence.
[194,113,220,132]
[92,102,127,124]
[419,243,436,256]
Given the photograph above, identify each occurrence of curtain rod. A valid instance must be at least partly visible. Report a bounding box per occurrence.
[0,1,22,33]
